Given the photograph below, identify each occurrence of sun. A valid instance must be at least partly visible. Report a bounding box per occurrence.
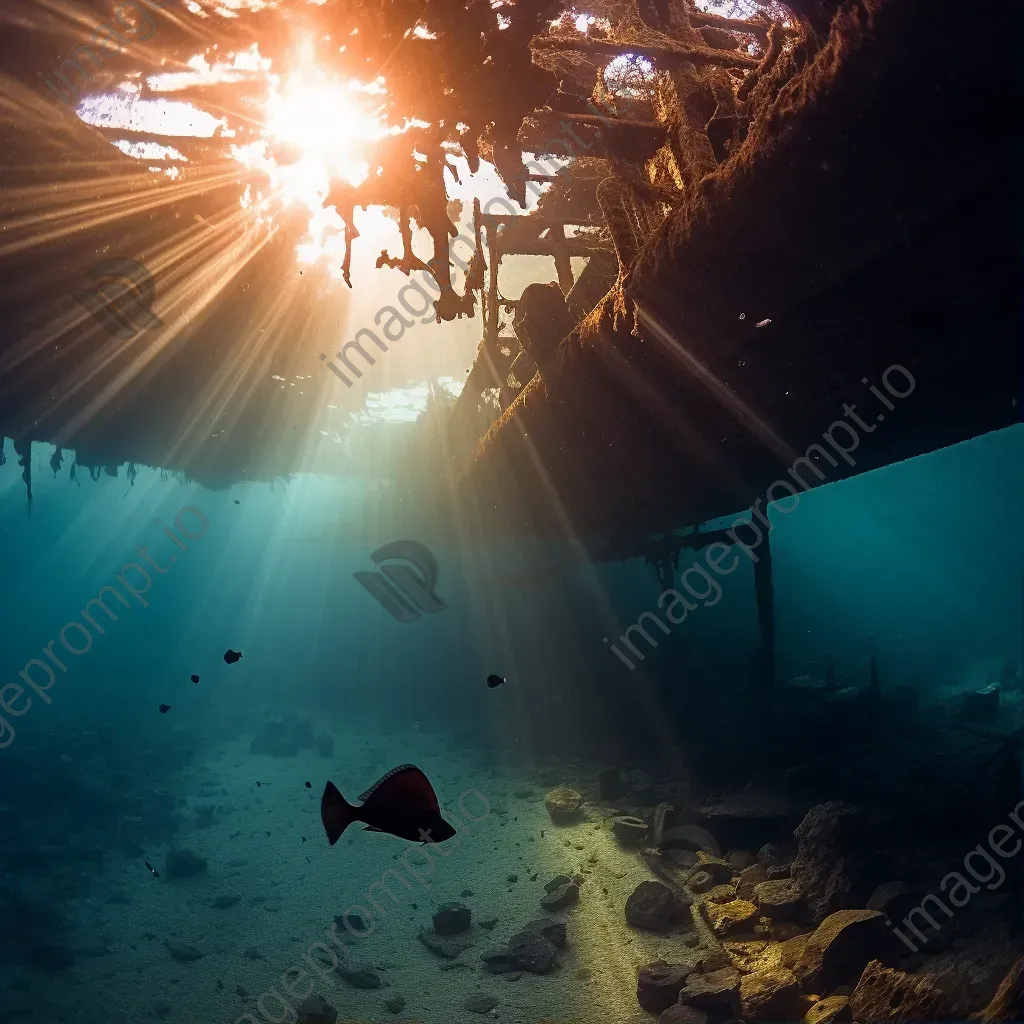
[264,71,386,190]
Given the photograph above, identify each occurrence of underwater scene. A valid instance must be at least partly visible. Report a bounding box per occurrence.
[0,0,1021,1021]
[0,422,1021,1024]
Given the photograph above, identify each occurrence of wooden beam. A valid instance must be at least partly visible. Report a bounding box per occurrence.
[531,35,761,71]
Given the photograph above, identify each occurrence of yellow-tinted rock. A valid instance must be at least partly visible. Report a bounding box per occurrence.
[544,786,584,823]
[707,899,758,936]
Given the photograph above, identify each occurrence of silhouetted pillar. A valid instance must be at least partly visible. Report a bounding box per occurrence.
[752,527,774,699]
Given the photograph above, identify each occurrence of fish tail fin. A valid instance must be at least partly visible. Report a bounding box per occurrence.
[321,781,357,846]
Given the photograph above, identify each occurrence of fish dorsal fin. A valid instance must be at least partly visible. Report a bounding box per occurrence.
[358,764,439,814]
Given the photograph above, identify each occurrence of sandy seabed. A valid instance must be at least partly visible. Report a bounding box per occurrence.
[2,727,680,1024]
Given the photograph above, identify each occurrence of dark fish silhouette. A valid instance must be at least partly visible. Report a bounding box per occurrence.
[321,764,456,847]
[486,674,506,688]
[224,649,243,664]
[159,704,172,714]
[304,781,311,788]
[233,499,240,505]
[190,674,200,684]
[144,861,160,878]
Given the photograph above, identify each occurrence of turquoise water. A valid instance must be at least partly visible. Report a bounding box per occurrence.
[0,423,1021,1023]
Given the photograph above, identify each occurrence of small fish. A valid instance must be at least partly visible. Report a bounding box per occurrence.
[486,674,506,689]
[233,499,240,505]
[224,649,243,664]
[159,704,172,714]
[256,781,266,788]
[321,764,456,847]
[190,674,200,684]
[301,836,307,843]
[144,861,160,878]
[304,781,311,789]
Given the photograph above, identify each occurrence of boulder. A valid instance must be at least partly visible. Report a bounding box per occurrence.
[517,918,566,947]
[737,863,770,901]
[464,993,498,1014]
[706,899,758,936]
[612,815,650,847]
[727,850,758,871]
[866,881,918,921]
[695,854,735,884]
[418,928,472,958]
[625,881,684,933]
[660,1006,708,1024]
[795,910,896,992]
[689,871,716,894]
[848,959,971,1021]
[678,967,741,1017]
[740,968,802,1021]
[705,884,737,904]
[754,878,805,918]
[297,994,338,1023]
[432,902,471,935]
[506,930,558,973]
[335,959,381,988]
[791,802,871,923]
[804,994,850,1024]
[544,786,584,823]
[541,881,579,911]
[637,962,693,1014]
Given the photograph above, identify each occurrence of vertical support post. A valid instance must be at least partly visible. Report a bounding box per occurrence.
[752,523,774,700]
[553,225,574,296]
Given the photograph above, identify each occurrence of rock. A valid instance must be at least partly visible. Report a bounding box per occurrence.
[432,902,472,935]
[766,863,792,880]
[612,815,650,847]
[660,1006,708,1024]
[625,881,684,933]
[866,881,918,921]
[315,734,335,757]
[696,854,735,883]
[464,993,498,1014]
[335,959,381,988]
[382,994,406,1014]
[165,848,207,879]
[334,910,370,935]
[297,994,339,1023]
[776,933,810,971]
[544,786,584,823]
[517,918,566,947]
[706,899,758,936]
[541,881,579,910]
[705,884,737,904]
[689,871,715,894]
[678,967,741,1017]
[758,843,789,868]
[481,948,517,974]
[666,849,701,869]
[754,879,805,918]
[507,931,559,973]
[211,894,241,910]
[795,910,896,992]
[727,850,758,871]
[737,863,771,900]
[804,994,850,1023]
[637,962,693,1014]
[597,768,629,801]
[418,927,472,959]
[165,941,204,963]
[740,968,802,1020]
[791,802,870,923]
[848,959,971,1021]
[958,684,1000,723]
[544,873,572,892]
[479,916,499,930]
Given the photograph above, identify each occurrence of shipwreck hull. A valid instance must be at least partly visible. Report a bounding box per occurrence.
[461,0,1021,545]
